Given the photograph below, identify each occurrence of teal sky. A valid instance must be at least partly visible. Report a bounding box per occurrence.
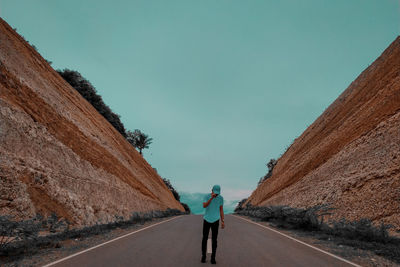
[2,1,399,206]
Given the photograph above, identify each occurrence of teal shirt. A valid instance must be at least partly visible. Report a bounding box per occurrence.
[203,194,224,223]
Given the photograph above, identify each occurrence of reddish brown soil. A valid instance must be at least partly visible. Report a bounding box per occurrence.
[247,37,400,230]
[0,18,183,226]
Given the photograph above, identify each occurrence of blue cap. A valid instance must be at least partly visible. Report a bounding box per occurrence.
[212,185,221,195]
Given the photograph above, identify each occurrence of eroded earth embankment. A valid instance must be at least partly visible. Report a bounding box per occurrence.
[247,36,400,230]
[0,18,183,226]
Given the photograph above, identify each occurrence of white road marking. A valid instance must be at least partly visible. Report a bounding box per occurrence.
[232,215,361,267]
[207,238,212,254]
[42,216,182,267]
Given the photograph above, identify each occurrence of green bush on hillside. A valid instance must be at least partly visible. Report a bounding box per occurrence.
[258,159,277,186]
[163,178,180,202]
[57,69,127,137]
[161,178,191,214]
[181,203,191,214]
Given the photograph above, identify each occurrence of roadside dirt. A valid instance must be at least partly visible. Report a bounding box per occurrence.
[239,215,399,267]
[1,216,182,267]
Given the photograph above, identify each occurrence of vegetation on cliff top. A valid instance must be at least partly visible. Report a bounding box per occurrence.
[57,69,188,212]
[57,69,155,156]
[126,129,153,155]
[257,158,277,186]
[57,69,127,137]
[161,177,191,214]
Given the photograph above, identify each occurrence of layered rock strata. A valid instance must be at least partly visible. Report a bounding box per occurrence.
[0,18,183,226]
[247,37,400,230]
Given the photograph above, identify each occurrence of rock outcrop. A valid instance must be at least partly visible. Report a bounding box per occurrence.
[247,36,400,230]
[0,18,183,226]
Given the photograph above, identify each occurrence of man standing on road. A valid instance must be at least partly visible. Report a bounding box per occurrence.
[201,184,224,264]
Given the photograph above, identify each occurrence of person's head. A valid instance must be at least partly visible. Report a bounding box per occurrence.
[212,185,221,195]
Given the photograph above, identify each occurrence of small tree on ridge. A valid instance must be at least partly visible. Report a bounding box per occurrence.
[126,129,153,155]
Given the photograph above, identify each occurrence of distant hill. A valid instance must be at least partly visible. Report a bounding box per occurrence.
[246,37,400,230]
[180,192,239,214]
[0,18,183,226]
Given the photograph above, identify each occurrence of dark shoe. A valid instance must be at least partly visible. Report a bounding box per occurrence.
[201,255,206,263]
[211,257,216,264]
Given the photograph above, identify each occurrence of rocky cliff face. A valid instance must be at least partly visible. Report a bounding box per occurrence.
[247,37,400,230]
[0,18,183,226]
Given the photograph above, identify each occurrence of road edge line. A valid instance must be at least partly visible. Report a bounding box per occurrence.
[42,215,182,267]
[232,215,361,267]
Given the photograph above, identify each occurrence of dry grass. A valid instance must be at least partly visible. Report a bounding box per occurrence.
[235,205,400,263]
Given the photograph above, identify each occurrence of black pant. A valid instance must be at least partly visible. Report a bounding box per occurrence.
[202,219,219,258]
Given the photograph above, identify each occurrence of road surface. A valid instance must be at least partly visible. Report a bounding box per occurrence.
[44,215,358,267]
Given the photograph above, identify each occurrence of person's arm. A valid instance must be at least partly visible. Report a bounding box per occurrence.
[220,205,225,229]
[203,193,216,208]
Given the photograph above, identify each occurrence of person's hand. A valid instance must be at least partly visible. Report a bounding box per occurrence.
[221,221,225,229]
[211,192,217,198]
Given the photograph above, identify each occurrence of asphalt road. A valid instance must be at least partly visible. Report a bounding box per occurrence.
[44,215,358,267]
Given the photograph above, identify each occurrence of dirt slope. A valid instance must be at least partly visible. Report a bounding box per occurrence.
[0,18,183,226]
[247,37,400,230]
